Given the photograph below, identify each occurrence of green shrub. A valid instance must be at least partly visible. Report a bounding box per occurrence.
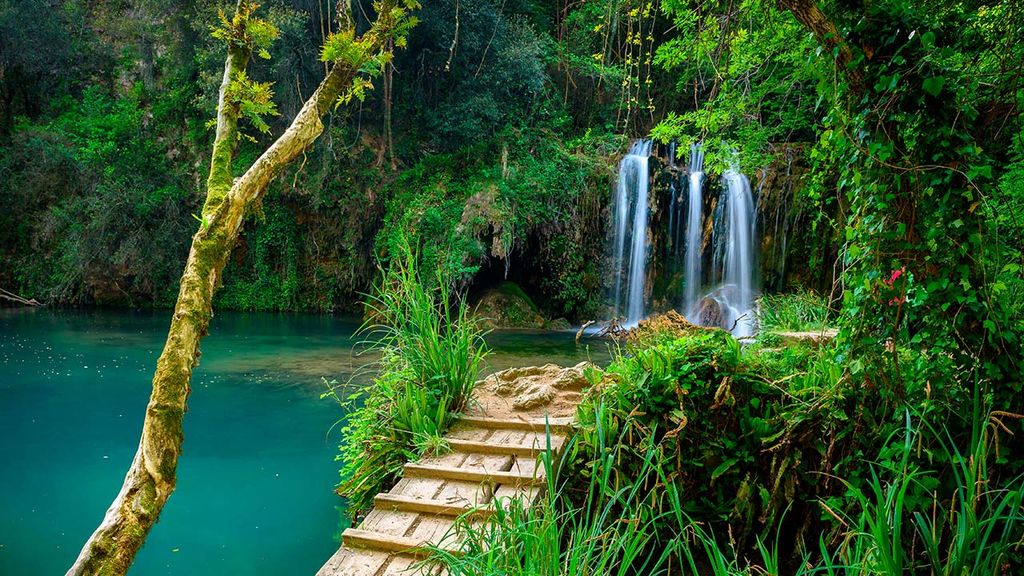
[430,329,1023,575]
[325,235,489,516]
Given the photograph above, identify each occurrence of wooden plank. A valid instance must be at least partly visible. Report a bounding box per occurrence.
[404,463,544,486]
[380,555,445,576]
[460,453,513,472]
[342,528,462,558]
[406,516,459,548]
[343,528,426,556]
[315,547,392,576]
[487,429,529,447]
[447,437,562,457]
[391,477,447,500]
[360,509,419,537]
[520,430,569,451]
[375,493,496,518]
[458,415,573,433]
[431,479,493,508]
[509,456,539,477]
[446,426,492,441]
[493,484,542,510]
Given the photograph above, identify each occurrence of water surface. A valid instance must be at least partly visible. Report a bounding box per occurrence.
[0,309,608,575]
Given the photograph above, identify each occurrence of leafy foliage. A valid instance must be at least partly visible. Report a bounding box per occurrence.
[563,325,1024,572]
[211,1,279,58]
[325,235,488,516]
[223,70,279,135]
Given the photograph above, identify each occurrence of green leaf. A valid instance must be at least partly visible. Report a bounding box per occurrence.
[922,76,945,97]
[711,457,739,481]
[849,359,864,374]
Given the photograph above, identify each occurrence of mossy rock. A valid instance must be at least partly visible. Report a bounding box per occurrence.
[472,282,546,329]
[545,317,571,330]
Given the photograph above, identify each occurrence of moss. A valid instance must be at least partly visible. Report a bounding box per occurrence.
[493,281,539,312]
[472,282,546,329]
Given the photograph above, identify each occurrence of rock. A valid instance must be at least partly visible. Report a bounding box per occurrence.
[692,297,723,328]
[472,282,546,329]
[625,310,708,343]
[552,361,590,389]
[545,317,571,331]
[773,328,838,347]
[512,381,557,410]
[478,361,599,412]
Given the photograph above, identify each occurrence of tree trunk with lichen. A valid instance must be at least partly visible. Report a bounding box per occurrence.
[66,2,396,574]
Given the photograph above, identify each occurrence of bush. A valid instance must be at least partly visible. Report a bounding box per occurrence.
[432,327,1024,575]
[325,235,489,516]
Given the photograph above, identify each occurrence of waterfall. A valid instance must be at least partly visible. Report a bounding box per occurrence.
[610,139,653,326]
[683,143,705,315]
[709,161,757,338]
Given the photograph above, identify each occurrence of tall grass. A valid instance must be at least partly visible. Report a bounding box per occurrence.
[675,411,1024,575]
[430,416,679,576]
[757,289,833,332]
[326,237,488,516]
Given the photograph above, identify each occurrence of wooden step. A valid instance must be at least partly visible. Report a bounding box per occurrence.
[447,437,563,457]
[374,493,495,518]
[342,528,462,558]
[458,415,574,433]
[404,463,545,487]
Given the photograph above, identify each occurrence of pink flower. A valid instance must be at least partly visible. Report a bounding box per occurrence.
[882,267,906,288]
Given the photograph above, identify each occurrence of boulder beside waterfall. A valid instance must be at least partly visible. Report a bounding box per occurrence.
[471,282,546,329]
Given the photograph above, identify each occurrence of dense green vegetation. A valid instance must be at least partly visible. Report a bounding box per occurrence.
[424,320,1023,573]
[0,0,623,317]
[2,0,1022,573]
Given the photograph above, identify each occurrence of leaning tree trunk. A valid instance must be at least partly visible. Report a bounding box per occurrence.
[777,0,863,93]
[66,3,399,574]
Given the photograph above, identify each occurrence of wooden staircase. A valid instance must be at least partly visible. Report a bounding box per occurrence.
[316,416,573,576]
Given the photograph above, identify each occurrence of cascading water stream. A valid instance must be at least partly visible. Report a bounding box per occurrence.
[710,161,757,337]
[683,143,705,316]
[609,139,653,326]
[608,140,758,338]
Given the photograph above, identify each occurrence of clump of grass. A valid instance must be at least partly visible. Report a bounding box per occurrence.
[757,289,833,332]
[325,236,488,516]
[429,423,680,576]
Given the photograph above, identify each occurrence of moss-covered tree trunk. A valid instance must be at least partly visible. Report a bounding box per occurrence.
[66,2,405,574]
[777,0,862,92]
